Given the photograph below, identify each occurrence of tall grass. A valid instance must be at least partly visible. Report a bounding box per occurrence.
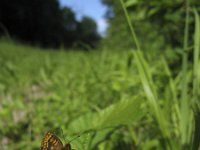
[120,0,200,149]
[0,0,200,150]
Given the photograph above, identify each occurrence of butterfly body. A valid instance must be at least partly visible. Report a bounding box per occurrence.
[41,132,71,150]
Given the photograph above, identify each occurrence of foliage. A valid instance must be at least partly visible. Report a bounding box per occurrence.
[102,0,134,49]
[0,0,200,149]
[76,17,101,49]
[0,9,200,147]
[0,39,146,149]
[102,0,200,49]
[119,0,200,149]
[0,0,100,49]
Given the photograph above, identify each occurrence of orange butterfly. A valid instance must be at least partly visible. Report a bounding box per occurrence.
[41,132,71,150]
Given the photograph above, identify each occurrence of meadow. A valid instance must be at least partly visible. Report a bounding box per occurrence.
[0,1,200,150]
[0,27,199,150]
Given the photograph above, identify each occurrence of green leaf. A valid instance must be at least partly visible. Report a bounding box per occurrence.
[96,97,145,128]
[125,0,138,7]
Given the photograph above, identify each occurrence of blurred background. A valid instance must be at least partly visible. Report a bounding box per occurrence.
[0,0,200,150]
[1,0,199,50]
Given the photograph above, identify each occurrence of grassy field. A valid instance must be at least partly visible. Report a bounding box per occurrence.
[0,39,146,149]
[0,7,200,150]
[0,31,200,150]
[0,0,200,149]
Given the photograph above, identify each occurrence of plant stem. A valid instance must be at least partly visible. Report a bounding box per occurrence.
[120,0,141,51]
[181,0,190,146]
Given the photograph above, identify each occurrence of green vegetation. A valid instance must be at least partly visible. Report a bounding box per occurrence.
[1,15,200,148]
[103,0,200,50]
[0,0,100,49]
[0,0,200,150]
[0,39,145,149]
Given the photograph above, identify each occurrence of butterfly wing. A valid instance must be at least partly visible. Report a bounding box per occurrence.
[41,132,64,150]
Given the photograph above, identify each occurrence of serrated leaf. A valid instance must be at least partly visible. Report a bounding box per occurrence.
[95,97,145,128]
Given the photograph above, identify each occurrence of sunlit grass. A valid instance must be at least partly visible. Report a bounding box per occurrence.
[0,0,200,149]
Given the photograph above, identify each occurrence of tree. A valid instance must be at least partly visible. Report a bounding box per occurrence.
[61,7,77,47]
[76,16,101,49]
[0,0,65,47]
[102,0,200,49]
[0,0,101,49]
[102,0,132,49]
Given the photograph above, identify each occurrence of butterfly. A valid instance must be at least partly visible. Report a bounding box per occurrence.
[41,132,71,150]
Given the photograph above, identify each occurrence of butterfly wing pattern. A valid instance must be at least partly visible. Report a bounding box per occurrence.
[41,132,71,150]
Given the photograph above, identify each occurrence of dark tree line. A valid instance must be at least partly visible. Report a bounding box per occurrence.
[0,0,101,49]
